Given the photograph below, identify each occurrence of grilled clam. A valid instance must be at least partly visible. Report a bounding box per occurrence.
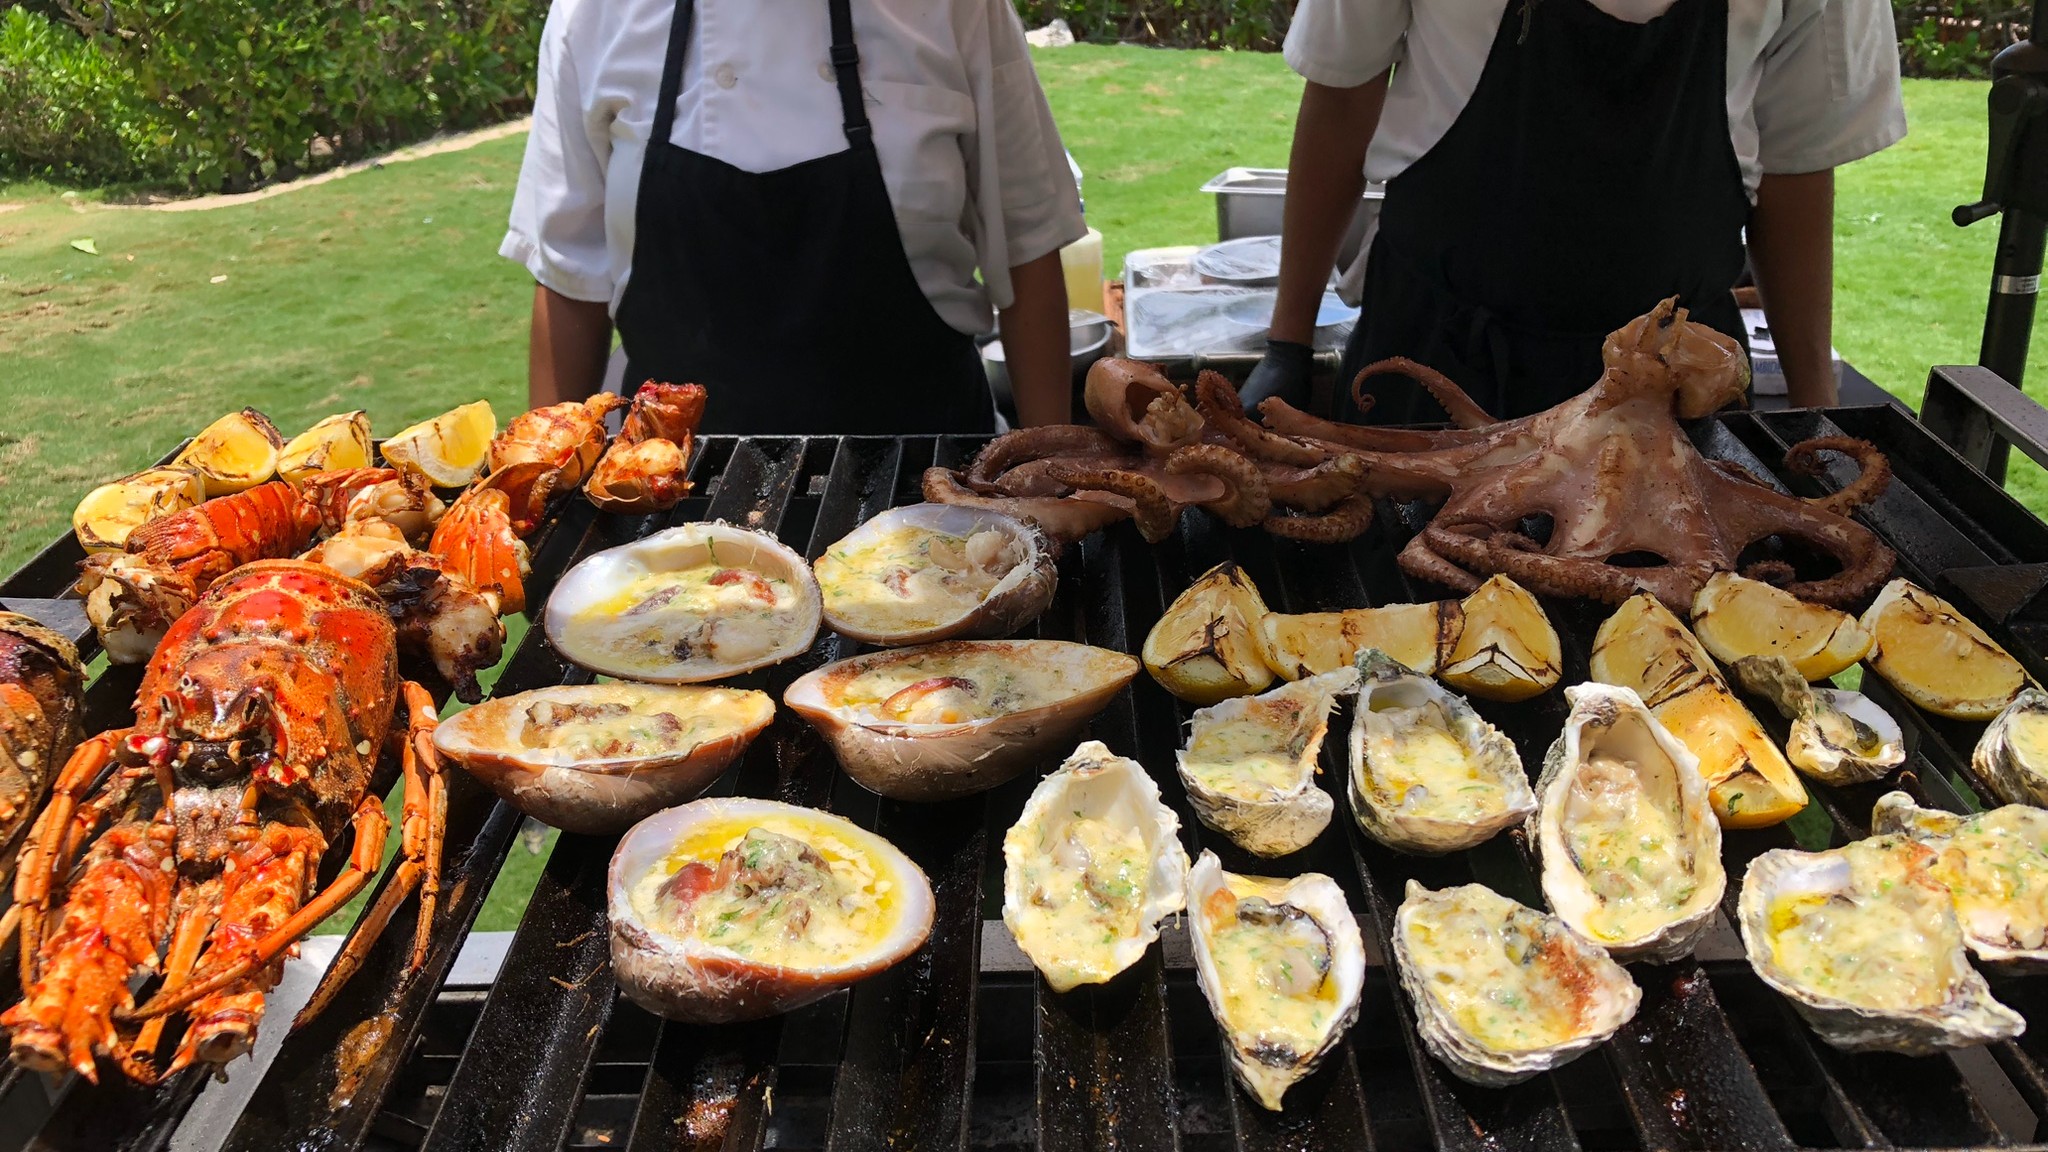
[1732,655,1904,785]
[433,683,775,834]
[1872,791,2048,971]
[1973,688,2048,808]
[814,504,1055,645]
[1393,881,1640,1087]
[1348,650,1532,855]
[0,613,85,873]
[1188,851,1365,1110]
[785,641,1137,801]
[609,798,935,1022]
[544,522,822,683]
[1531,683,1725,962]
[1002,741,1190,992]
[1738,836,2024,1054]
[1861,578,2033,720]
[1177,668,1358,858]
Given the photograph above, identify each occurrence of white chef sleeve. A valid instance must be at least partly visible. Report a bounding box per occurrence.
[970,0,1086,311]
[501,0,615,304]
[1283,0,1408,90]
[1754,0,1907,175]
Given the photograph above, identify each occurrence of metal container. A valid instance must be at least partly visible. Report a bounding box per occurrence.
[1199,167,1385,268]
[982,308,1115,417]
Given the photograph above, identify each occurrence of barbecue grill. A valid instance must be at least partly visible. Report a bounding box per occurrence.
[7,370,2048,1152]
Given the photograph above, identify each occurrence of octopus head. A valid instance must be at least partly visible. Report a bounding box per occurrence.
[1602,296,1750,419]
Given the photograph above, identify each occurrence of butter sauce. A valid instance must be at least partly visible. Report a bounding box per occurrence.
[1359,699,1508,821]
[1765,837,1961,1011]
[816,525,1020,634]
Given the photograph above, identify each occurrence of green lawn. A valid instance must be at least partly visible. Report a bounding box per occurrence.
[2,46,2045,929]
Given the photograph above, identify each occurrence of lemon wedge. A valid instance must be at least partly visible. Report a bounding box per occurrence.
[72,467,205,553]
[278,411,373,484]
[1861,578,2032,720]
[1143,563,1277,705]
[1691,572,1871,681]
[381,401,496,487]
[1438,575,1561,702]
[1260,601,1446,680]
[173,408,284,495]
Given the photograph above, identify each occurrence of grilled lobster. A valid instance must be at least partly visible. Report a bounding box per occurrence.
[586,382,706,512]
[0,614,84,888]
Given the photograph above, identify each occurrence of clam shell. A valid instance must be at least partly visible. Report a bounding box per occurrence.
[1873,791,2048,972]
[608,798,934,1023]
[1974,687,2048,808]
[1177,668,1357,858]
[1394,881,1640,1087]
[1737,837,2024,1054]
[814,504,1055,645]
[543,522,821,684]
[1187,851,1365,1110]
[785,641,1137,801]
[1001,740,1189,992]
[433,683,775,834]
[1348,650,1532,855]
[1531,683,1724,962]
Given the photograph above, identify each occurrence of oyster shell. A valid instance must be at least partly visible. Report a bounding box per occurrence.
[1531,683,1725,962]
[1737,836,2024,1054]
[785,640,1137,801]
[1348,650,1532,855]
[544,522,822,683]
[1393,881,1640,1087]
[608,798,934,1022]
[814,504,1055,645]
[433,683,775,834]
[1732,655,1904,785]
[1861,578,2033,721]
[1973,688,2048,808]
[1177,668,1358,858]
[1872,791,2048,971]
[1002,740,1190,992]
[1187,851,1365,1110]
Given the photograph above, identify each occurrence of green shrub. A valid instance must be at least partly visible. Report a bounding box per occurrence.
[1894,0,2028,78]
[0,0,543,192]
[1016,0,1293,50]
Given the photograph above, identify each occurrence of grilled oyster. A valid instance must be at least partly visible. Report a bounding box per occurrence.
[1732,655,1904,785]
[1973,688,2048,808]
[1738,836,2024,1054]
[1187,851,1365,1110]
[814,504,1055,645]
[1531,683,1725,962]
[1177,668,1358,858]
[0,613,85,875]
[785,640,1137,801]
[1002,741,1190,992]
[1393,881,1640,1087]
[544,522,822,683]
[1348,649,1532,855]
[1861,578,2033,721]
[609,798,934,1022]
[1872,791,2048,971]
[434,683,775,834]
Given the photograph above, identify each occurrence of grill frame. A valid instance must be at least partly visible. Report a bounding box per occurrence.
[3,401,2048,1151]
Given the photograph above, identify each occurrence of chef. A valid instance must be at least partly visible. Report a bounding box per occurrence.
[502,0,1085,434]
[1239,0,1907,421]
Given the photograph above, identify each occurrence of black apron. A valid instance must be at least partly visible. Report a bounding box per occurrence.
[1338,0,1750,424]
[613,0,995,435]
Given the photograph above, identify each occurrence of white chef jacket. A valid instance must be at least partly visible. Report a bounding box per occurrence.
[1283,0,1908,200]
[502,0,1085,337]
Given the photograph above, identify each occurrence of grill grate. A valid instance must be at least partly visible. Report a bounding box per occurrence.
[5,410,2048,1150]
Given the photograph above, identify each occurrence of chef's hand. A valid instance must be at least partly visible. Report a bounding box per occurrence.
[1239,338,1315,413]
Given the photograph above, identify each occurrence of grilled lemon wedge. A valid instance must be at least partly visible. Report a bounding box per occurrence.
[1260,601,1447,679]
[381,401,495,487]
[72,467,205,553]
[1438,575,1561,703]
[1861,579,2032,720]
[1691,572,1871,681]
[173,408,283,495]
[277,411,373,484]
[1143,563,1277,705]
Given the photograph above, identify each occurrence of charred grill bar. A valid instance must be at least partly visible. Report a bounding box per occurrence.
[6,395,2048,1150]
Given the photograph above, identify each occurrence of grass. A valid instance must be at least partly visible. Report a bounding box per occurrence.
[3,46,2047,929]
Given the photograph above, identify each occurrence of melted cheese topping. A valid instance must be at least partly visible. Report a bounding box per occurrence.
[1403,894,1599,1053]
[832,651,1059,725]
[1006,814,1150,985]
[2009,712,2048,776]
[629,814,901,969]
[572,560,805,676]
[516,693,751,762]
[1766,838,1964,1010]
[1360,699,1509,822]
[1929,807,2048,954]
[1561,753,1696,944]
[1184,697,1312,800]
[1200,879,1342,1055]
[817,525,1021,633]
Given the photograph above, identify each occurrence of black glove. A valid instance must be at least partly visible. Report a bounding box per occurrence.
[1239,338,1315,413]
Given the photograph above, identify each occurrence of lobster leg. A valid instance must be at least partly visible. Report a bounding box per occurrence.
[294,680,445,1027]
[118,878,224,1082]
[170,821,324,1071]
[15,731,122,989]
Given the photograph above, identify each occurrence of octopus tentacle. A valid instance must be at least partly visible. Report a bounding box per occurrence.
[1421,523,1713,610]
[1353,357,1497,429]
[965,425,1123,489]
[1265,453,1369,512]
[1042,463,1179,544]
[1395,532,1483,594]
[922,468,1131,543]
[1258,398,1498,452]
[1166,443,1272,528]
[1782,436,1892,517]
[1195,373,1325,466]
[1263,494,1374,543]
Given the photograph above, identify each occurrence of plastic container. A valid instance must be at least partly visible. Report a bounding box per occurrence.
[1061,227,1104,313]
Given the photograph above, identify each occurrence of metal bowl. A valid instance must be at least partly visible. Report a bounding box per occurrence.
[983,309,1115,413]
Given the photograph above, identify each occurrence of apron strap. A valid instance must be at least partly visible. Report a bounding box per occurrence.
[828,0,873,144]
[650,0,695,147]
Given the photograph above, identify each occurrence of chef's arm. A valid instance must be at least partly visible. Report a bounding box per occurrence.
[529,284,614,407]
[1000,249,1074,426]
[1747,169,1837,407]
[1269,72,1390,344]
